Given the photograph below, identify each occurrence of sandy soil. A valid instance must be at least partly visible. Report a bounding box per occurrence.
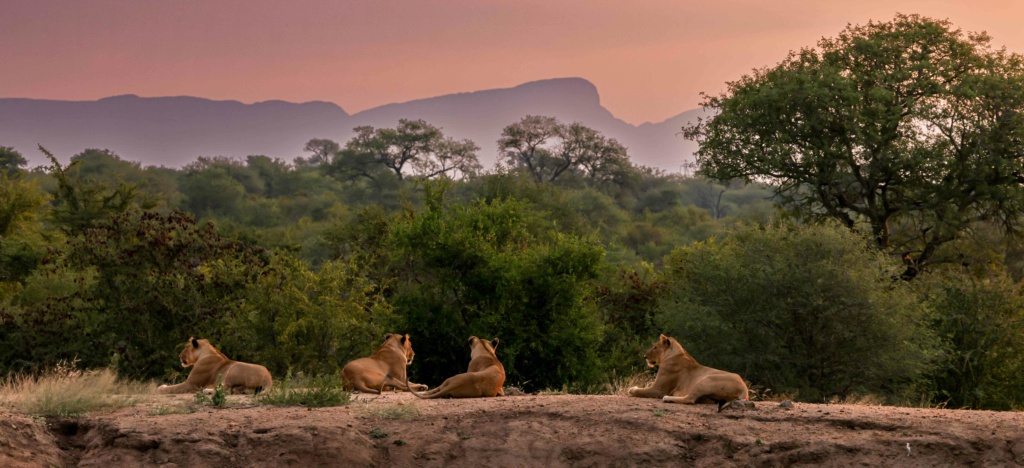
[2,392,1023,467]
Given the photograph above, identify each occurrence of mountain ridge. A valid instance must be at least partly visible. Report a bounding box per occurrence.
[0,77,703,172]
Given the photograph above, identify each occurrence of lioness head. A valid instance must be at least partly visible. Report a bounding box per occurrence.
[643,334,677,368]
[469,336,499,358]
[179,337,205,368]
[385,333,416,365]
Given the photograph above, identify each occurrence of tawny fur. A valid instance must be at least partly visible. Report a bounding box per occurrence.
[341,333,428,394]
[157,338,273,394]
[628,334,748,408]
[407,336,505,399]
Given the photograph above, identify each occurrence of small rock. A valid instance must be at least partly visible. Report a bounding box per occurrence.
[779,400,794,410]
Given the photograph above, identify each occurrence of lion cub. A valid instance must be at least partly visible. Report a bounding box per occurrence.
[342,333,428,394]
[157,337,273,394]
[407,336,505,399]
[628,334,748,410]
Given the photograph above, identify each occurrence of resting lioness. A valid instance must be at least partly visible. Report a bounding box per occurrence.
[157,337,273,394]
[628,334,748,410]
[342,333,427,394]
[406,336,505,399]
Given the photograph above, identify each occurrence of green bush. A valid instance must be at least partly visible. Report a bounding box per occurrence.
[257,373,351,408]
[7,209,268,380]
[657,221,937,401]
[224,253,396,376]
[387,182,606,391]
[917,269,1024,410]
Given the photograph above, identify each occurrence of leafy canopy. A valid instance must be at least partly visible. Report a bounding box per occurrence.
[683,14,1024,278]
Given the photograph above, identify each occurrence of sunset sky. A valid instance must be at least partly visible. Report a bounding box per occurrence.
[3,0,1023,125]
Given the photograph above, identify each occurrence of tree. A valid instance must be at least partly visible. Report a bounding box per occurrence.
[299,138,340,167]
[415,136,482,179]
[41,146,147,235]
[682,14,1024,278]
[344,119,480,180]
[499,116,634,184]
[497,115,560,183]
[0,146,28,175]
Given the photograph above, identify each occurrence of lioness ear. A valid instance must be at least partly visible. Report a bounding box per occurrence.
[191,338,199,348]
[400,334,407,345]
[660,334,670,345]
[491,338,499,350]
[384,333,393,341]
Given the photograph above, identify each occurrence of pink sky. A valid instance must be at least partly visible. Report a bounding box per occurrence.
[2,0,1022,125]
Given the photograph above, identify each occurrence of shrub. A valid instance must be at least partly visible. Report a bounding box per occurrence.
[657,221,937,401]
[257,373,351,408]
[917,268,1024,410]
[388,182,606,391]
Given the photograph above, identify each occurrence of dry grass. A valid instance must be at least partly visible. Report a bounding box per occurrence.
[0,360,152,417]
[747,384,797,402]
[601,371,656,396]
[828,393,886,406]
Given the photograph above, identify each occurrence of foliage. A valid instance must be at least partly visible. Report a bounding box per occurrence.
[3,210,268,380]
[498,115,634,184]
[193,384,227,407]
[10,107,1022,409]
[684,14,1024,278]
[386,181,606,391]
[224,254,396,376]
[41,146,151,235]
[343,119,481,180]
[257,373,351,407]
[657,221,937,401]
[917,268,1024,410]
[594,264,665,377]
[0,173,48,284]
[0,146,27,175]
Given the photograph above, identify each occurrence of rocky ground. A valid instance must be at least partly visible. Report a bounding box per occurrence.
[2,392,1023,467]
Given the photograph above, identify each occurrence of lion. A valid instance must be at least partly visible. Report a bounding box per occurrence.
[403,336,505,399]
[341,333,428,394]
[157,337,272,394]
[628,334,748,410]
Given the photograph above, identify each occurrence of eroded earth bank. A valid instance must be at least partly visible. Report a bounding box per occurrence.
[3,392,1024,467]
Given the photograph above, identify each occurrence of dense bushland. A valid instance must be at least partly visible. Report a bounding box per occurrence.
[4,12,1024,408]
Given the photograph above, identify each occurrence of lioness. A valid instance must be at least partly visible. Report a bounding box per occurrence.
[406,336,505,399]
[157,337,273,394]
[628,334,748,410]
[342,333,428,394]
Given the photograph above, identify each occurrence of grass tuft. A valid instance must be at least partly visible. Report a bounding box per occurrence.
[257,373,351,408]
[828,393,886,406]
[601,371,656,396]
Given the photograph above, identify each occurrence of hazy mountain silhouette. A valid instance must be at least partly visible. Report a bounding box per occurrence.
[0,78,704,172]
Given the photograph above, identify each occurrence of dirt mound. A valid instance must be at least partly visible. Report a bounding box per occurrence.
[5,393,1024,466]
[0,411,63,467]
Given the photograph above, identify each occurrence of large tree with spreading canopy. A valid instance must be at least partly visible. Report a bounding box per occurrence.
[683,14,1024,278]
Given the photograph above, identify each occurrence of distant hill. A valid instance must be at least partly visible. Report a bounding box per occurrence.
[0,78,704,173]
